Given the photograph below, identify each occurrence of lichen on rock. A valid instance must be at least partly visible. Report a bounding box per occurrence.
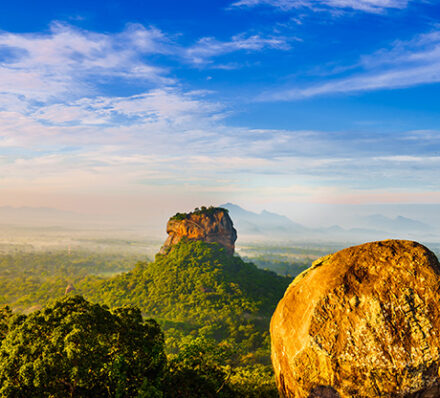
[160,206,237,255]
[271,239,440,398]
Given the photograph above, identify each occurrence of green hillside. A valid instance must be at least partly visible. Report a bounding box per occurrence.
[0,239,292,396]
[80,240,290,363]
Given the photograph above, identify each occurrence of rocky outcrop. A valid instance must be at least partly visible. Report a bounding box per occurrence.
[271,240,440,398]
[160,207,237,255]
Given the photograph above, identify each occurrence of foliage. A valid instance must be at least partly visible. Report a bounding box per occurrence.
[163,337,278,397]
[164,337,235,398]
[0,306,14,341]
[0,251,142,309]
[79,240,290,365]
[170,212,188,221]
[244,254,310,278]
[0,295,166,397]
[0,296,280,397]
[228,364,279,398]
[238,243,335,278]
[170,206,229,221]
[0,240,302,396]
[163,336,279,398]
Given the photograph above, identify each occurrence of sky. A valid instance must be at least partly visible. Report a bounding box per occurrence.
[0,0,440,224]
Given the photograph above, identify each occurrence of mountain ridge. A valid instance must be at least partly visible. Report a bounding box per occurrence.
[220,202,438,242]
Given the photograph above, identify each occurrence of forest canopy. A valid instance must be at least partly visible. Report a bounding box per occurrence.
[0,240,296,396]
[0,295,279,397]
[0,296,166,397]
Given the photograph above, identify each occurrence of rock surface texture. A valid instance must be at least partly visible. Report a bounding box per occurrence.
[160,207,237,255]
[271,239,440,398]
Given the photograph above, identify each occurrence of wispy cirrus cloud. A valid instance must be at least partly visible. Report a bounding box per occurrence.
[0,21,288,162]
[232,0,413,13]
[33,89,223,126]
[2,85,439,194]
[0,22,173,102]
[259,29,440,101]
[183,33,291,66]
[0,21,288,150]
[0,21,290,107]
[0,21,438,209]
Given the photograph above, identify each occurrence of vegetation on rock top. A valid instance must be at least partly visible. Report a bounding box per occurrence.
[170,206,229,221]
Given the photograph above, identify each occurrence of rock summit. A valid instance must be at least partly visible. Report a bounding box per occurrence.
[160,206,237,255]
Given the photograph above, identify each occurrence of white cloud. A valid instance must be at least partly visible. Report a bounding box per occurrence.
[1,88,438,194]
[0,22,171,102]
[183,33,290,66]
[232,0,412,13]
[0,22,437,208]
[33,89,223,126]
[260,29,440,100]
[0,22,290,109]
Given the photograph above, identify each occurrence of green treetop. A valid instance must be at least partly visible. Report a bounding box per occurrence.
[0,295,166,398]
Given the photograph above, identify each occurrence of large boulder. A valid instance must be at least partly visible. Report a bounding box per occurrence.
[271,240,440,398]
[160,207,237,255]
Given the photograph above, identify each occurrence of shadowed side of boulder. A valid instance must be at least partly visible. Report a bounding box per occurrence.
[271,240,440,398]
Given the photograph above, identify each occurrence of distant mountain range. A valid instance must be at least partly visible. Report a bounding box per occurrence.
[359,214,433,233]
[221,203,439,243]
[0,203,438,243]
[220,203,306,235]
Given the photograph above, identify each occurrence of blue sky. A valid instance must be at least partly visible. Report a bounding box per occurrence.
[0,0,439,221]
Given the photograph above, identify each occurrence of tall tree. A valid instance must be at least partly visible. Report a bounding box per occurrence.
[0,296,166,397]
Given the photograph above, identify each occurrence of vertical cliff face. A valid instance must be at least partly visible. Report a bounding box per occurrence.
[160,207,237,255]
[271,240,440,398]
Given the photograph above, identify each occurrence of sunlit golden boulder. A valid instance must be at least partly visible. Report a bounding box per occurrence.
[271,240,440,397]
